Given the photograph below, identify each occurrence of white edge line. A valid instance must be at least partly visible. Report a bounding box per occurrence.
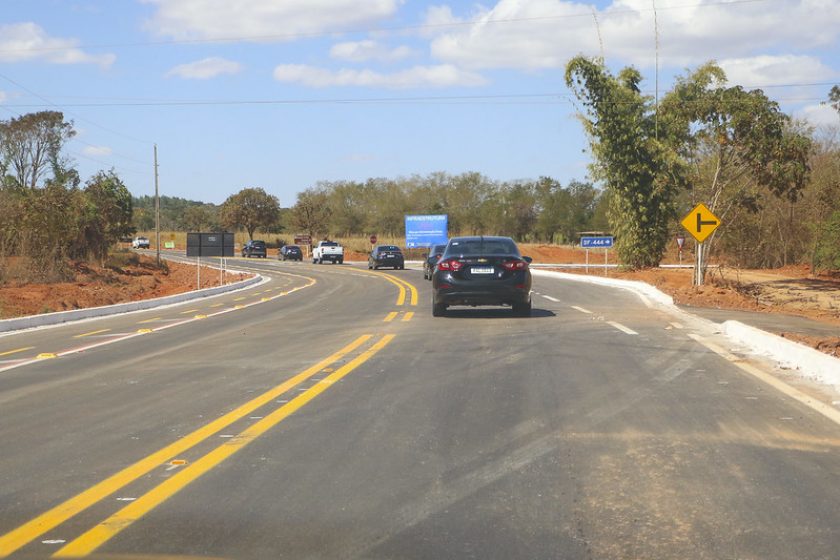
[571,305,593,314]
[607,321,638,335]
[688,333,840,428]
[0,273,316,374]
[541,295,560,303]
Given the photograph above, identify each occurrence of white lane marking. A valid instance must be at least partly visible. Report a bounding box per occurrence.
[541,295,560,303]
[570,306,593,314]
[636,293,653,308]
[607,321,638,335]
[116,497,137,501]
[670,322,684,329]
[688,333,840,428]
[42,540,66,545]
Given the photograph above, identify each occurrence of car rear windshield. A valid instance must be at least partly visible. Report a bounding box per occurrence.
[379,246,401,252]
[321,241,338,246]
[251,241,266,247]
[446,239,519,256]
[286,246,300,251]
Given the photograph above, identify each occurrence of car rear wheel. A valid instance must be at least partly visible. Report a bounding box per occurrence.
[432,302,447,317]
[512,300,532,317]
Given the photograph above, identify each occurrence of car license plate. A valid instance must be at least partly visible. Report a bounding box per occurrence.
[471,266,494,274]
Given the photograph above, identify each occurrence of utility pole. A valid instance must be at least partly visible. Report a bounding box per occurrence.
[652,0,659,141]
[154,143,160,266]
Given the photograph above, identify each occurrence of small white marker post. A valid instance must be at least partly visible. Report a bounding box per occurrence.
[585,248,589,274]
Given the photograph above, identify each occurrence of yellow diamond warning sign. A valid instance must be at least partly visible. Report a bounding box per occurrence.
[680,203,721,243]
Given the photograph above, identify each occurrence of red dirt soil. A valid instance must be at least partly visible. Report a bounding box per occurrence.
[0,255,248,319]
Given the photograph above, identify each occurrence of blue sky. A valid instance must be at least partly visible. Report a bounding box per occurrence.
[2,0,838,205]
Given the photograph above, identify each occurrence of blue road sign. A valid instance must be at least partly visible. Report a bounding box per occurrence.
[580,236,614,248]
[405,214,448,248]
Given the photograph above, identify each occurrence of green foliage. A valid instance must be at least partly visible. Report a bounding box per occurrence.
[0,111,76,189]
[131,195,218,232]
[81,170,134,262]
[565,57,683,268]
[288,188,332,239]
[284,172,603,242]
[829,85,840,114]
[220,187,280,240]
[814,211,840,271]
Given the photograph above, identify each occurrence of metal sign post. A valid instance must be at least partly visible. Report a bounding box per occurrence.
[197,256,201,290]
[680,203,721,287]
[580,236,614,274]
[604,247,608,276]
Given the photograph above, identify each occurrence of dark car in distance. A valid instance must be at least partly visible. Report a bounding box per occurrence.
[241,240,267,258]
[423,244,447,280]
[279,245,303,261]
[368,245,405,270]
[432,236,532,317]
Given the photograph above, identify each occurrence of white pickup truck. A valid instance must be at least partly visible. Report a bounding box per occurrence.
[312,240,344,264]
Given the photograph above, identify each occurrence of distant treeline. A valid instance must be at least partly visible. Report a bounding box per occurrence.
[287,173,609,244]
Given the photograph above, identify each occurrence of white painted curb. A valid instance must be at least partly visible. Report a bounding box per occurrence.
[0,272,260,334]
[531,269,674,307]
[723,320,840,389]
[532,268,840,389]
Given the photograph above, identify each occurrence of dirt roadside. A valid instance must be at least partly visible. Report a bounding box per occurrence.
[0,254,247,319]
[531,246,839,357]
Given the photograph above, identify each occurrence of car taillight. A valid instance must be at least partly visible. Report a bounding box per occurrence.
[437,258,464,272]
[501,259,528,271]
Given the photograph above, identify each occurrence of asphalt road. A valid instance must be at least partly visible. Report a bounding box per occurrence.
[2,259,840,559]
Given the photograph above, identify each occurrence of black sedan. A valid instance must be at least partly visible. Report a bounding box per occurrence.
[241,240,267,258]
[279,245,303,261]
[422,244,447,280]
[368,245,405,270]
[431,236,532,317]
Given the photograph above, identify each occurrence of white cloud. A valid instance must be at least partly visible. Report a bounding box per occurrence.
[0,22,115,67]
[82,145,113,157]
[273,63,486,88]
[143,0,399,40]
[166,57,242,79]
[718,55,838,87]
[330,40,414,63]
[798,103,840,128]
[426,0,840,70]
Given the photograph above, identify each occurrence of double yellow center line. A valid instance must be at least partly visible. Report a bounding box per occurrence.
[356,270,418,307]
[0,334,394,558]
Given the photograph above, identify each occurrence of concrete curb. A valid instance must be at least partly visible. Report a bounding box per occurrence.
[532,268,840,390]
[0,271,261,334]
[723,320,840,389]
[531,269,675,307]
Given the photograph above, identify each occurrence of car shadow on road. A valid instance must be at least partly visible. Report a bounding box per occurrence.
[440,307,556,319]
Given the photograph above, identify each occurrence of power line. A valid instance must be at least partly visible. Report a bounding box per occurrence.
[2,93,829,109]
[0,72,152,146]
[0,0,776,55]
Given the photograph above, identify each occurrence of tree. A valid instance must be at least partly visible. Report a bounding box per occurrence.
[565,57,685,268]
[0,111,76,189]
[662,63,812,271]
[220,187,280,239]
[183,205,215,232]
[79,170,134,262]
[829,85,840,115]
[289,188,331,241]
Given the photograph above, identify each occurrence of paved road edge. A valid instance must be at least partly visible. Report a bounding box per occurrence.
[531,269,840,390]
[0,271,261,334]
